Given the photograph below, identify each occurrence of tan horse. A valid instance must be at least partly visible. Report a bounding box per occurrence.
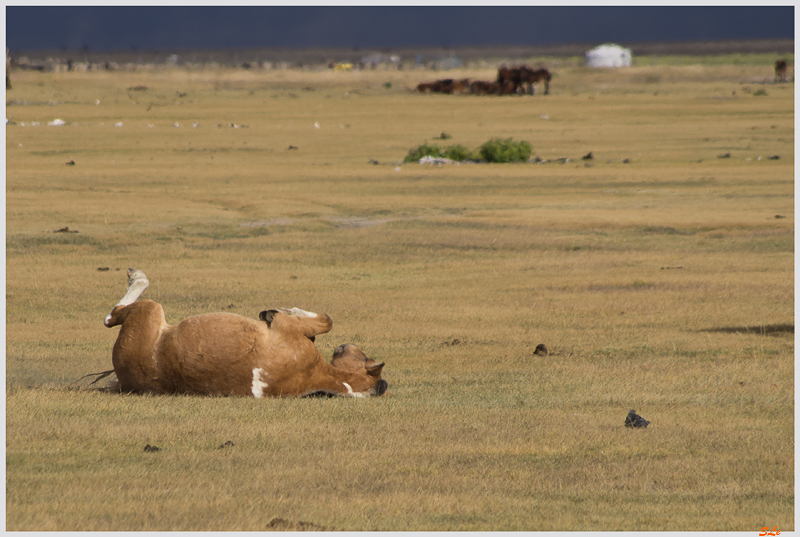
[104,269,387,398]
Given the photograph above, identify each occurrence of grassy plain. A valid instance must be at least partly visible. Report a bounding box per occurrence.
[5,58,794,531]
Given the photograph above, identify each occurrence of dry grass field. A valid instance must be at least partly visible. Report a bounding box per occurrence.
[5,57,794,531]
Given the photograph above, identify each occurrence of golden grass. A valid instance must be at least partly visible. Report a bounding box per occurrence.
[6,60,794,531]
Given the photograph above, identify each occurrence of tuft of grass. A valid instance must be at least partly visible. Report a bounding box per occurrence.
[477,138,532,163]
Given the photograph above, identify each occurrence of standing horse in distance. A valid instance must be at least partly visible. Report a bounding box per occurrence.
[519,67,552,95]
[497,65,552,95]
[775,59,788,83]
[496,66,522,94]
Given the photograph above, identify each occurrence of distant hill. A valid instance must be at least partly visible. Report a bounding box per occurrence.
[9,39,793,69]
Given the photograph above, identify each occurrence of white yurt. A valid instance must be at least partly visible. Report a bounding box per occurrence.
[585,44,632,68]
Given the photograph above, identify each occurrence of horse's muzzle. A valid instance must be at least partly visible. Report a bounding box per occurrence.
[374,380,388,396]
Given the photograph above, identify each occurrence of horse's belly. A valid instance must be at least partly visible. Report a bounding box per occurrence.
[154,313,268,395]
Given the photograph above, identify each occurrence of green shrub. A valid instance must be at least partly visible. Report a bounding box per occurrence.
[404,137,533,163]
[443,144,478,162]
[478,138,533,163]
[404,143,444,162]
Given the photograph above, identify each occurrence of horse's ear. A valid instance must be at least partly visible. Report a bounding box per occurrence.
[259,310,279,326]
[366,362,385,377]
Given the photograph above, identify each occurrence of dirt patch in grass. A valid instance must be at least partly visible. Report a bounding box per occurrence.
[700,323,794,336]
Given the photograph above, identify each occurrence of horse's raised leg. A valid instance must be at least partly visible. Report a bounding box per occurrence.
[259,308,333,338]
[104,268,149,326]
[103,269,165,392]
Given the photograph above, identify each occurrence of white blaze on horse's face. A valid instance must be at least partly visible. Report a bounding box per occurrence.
[251,368,269,398]
[342,382,368,398]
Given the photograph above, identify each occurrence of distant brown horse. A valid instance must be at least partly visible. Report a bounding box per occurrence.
[417,78,470,94]
[775,59,788,83]
[519,67,551,95]
[417,79,453,93]
[451,78,471,94]
[470,80,497,95]
[497,66,522,94]
[470,80,515,95]
[498,65,552,95]
[433,79,456,93]
[498,80,517,95]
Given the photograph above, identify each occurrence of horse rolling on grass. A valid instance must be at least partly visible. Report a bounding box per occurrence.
[101,269,388,398]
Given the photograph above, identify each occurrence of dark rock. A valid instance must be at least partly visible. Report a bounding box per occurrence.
[624,409,650,428]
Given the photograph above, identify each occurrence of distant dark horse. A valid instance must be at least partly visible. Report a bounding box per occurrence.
[520,67,551,95]
[497,66,522,94]
[470,80,516,95]
[417,78,471,94]
[775,59,788,83]
[450,78,471,94]
[469,80,495,95]
[5,48,10,90]
[497,65,552,95]
[417,79,453,93]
